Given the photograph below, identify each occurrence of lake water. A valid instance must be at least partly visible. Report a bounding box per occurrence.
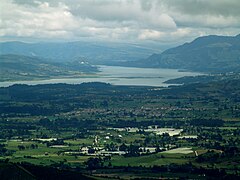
[0,65,201,87]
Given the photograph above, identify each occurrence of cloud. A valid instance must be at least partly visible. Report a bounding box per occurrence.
[69,0,176,30]
[161,0,240,28]
[1,0,240,43]
[138,30,164,40]
[0,0,78,38]
[162,0,240,17]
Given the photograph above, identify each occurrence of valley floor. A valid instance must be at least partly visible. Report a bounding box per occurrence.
[0,80,240,179]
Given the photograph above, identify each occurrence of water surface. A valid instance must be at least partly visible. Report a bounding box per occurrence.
[0,65,201,87]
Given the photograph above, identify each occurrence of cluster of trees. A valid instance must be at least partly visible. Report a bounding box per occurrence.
[85,156,111,170]
[0,144,7,155]
[83,158,236,179]
[0,120,35,139]
[17,144,38,151]
[190,119,224,127]
[40,118,97,129]
[0,144,13,156]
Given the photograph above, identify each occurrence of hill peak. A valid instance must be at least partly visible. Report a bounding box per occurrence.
[139,34,240,73]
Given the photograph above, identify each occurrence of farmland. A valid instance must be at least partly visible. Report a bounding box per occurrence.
[0,80,240,179]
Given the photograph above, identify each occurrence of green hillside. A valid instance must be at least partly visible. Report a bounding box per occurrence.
[0,54,98,81]
[135,34,240,73]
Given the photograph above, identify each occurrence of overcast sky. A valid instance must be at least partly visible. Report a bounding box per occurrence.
[1,0,240,44]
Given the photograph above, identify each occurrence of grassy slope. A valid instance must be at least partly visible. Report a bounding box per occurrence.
[0,54,98,81]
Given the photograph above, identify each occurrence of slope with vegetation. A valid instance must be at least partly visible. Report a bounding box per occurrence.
[133,34,240,73]
[0,54,98,81]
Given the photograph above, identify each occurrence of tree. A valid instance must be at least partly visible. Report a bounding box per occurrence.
[85,158,103,170]
[88,147,95,154]
[119,143,128,152]
[0,144,7,155]
[126,144,140,157]
[18,145,25,151]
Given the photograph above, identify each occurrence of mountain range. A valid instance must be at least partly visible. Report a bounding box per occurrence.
[0,41,159,64]
[1,34,240,82]
[131,34,240,73]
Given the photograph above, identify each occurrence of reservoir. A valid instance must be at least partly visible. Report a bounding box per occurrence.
[0,65,201,87]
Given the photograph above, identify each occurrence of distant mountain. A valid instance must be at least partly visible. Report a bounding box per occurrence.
[133,34,240,73]
[0,54,98,81]
[0,41,159,64]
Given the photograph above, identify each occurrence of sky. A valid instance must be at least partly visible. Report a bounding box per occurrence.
[1,0,240,45]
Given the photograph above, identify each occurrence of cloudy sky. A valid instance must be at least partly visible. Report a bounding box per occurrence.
[1,0,240,44]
